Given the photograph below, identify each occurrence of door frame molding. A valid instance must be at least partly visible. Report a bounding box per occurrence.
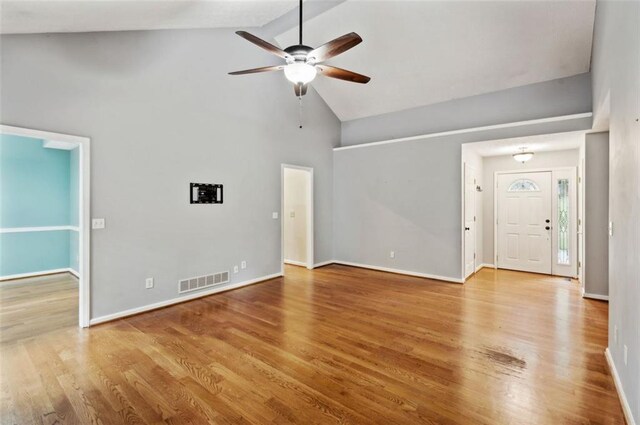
[280,164,314,272]
[493,167,577,276]
[0,124,91,327]
[463,163,478,279]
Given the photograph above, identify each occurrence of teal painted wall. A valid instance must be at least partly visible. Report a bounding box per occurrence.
[0,134,78,277]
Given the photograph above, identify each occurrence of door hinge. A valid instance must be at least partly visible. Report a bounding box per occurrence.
[578,176,582,183]
[578,261,581,268]
[474,216,476,222]
[474,253,476,259]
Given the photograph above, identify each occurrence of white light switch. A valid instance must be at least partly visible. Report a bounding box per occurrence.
[272,212,279,219]
[241,261,247,269]
[609,221,613,236]
[92,218,105,229]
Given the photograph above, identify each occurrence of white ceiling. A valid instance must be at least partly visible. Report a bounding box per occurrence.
[275,0,596,122]
[464,131,584,157]
[0,0,297,34]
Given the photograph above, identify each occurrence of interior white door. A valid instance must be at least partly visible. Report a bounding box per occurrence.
[464,164,477,278]
[497,172,552,274]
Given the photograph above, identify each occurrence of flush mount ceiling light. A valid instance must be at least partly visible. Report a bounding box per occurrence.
[513,148,534,163]
[228,0,370,97]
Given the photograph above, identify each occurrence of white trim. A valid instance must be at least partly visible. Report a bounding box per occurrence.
[284,259,307,267]
[480,263,496,269]
[90,272,283,326]
[281,164,314,271]
[0,268,78,282]
[605,348,637,425]
[1,124,91,328]
[313,260,334,268]
[334,113,593,152]
[0,124,88,145]
[333,260,464,284]
[583,292,609,301]
[0,225,80,233]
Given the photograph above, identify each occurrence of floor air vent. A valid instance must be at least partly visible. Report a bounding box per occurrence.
[179,271,229,294]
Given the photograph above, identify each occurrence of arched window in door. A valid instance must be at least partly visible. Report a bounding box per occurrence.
[508,179,540,192]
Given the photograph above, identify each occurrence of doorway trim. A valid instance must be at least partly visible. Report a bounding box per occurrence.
[280,164,314,272]
[493,166,577,277]
[0,124,91,327]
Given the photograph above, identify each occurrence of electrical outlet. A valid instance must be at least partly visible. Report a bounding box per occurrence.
[272,212,279,219]
[624,345,628,365]
[92,218,106,229]
[390,251,395,259]
[241,261,247,269]
[233,265,239,273]
[145,277,154,289]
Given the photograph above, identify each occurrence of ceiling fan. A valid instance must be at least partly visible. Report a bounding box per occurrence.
[229,0,370,97]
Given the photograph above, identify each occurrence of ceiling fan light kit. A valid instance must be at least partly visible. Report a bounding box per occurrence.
[229,0,370,98]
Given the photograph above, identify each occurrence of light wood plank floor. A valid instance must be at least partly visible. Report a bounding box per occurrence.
[0,273,78,344]
[0,265,625,424]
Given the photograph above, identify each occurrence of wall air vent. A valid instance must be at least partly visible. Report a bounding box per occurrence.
[178,271,229,294]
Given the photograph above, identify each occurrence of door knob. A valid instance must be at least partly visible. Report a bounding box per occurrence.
[545,226,551,230]
[545,219,551,223]
[465,227,470,231]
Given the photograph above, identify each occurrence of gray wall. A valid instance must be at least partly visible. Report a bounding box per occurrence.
[334,73,594,282]
[592,1,640,422]
[481,149,580,265]
[341,73,593,146]
[0,29,340,319]
[334,138,462,280]
[584,132,609,297]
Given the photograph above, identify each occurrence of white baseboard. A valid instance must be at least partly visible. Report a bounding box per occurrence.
[312,260,334,268]
[605,348,637,425]
[333,260,463,284]
[0,268,77,282]
[89,272,283,326]
[474,263,495,273]
[583,292,609,301]
[68,268,80,278]
[284,259,308,267]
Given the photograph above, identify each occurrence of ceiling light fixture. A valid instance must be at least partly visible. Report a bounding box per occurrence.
[513,148,534,163]
[284,62,317,84]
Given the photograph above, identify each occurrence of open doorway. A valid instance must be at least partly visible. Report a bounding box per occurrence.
[0,125,90,339]
[462,131,584,281]
[281,164,313,271]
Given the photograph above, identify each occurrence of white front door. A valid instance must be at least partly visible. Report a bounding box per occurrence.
[497,172,552,274]
[464,164,477,278]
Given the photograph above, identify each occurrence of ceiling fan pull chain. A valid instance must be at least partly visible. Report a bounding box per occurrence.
[298,95,303,129]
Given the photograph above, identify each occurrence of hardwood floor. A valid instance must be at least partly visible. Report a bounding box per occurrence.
[0,273,78,344]
[0,265,625,424]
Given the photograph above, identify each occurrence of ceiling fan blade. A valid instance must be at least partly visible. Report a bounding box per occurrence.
[307,32,363,63]
[229,65,284,75]
[235,31,289,59]
[301,84,308,96]
[317,65,371,84]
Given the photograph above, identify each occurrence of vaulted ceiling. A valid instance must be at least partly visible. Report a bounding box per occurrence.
[0,0,297,34]
[275,0,596,121]
[1,0,596,123]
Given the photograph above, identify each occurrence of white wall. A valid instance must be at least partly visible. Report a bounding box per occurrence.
[481,149,580,265]
[283,168,310,265]
[591,1,640,421]
[0,29,340,320]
